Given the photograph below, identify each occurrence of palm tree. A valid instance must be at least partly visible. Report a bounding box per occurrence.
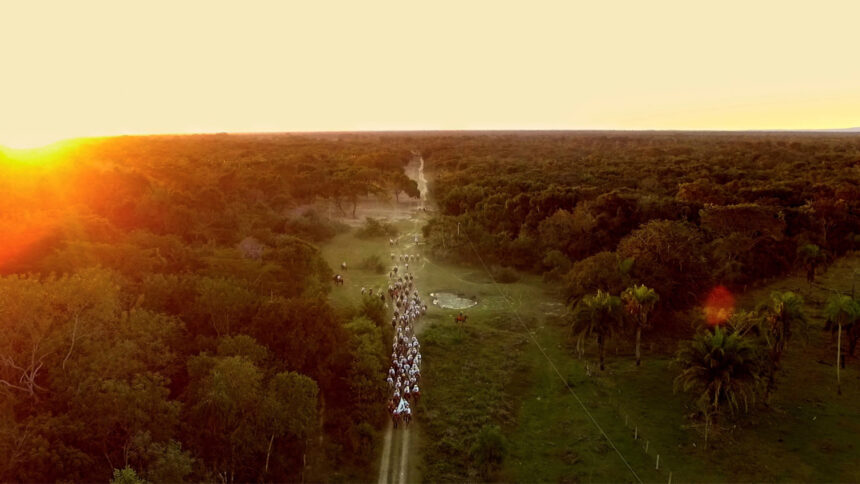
[722,310,762,338]
[757,291,808,398]
[674,327,763,445]
[797,244,825,283]
[621,284,659,367]
[570,290,622,370]
[823,294,860,395]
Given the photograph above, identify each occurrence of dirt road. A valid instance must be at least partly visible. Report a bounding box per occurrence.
[377,155,427,484]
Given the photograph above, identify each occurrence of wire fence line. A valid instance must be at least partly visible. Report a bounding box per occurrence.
[460,233,648,483]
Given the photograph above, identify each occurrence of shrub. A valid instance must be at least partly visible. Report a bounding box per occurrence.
[470,425,508,479]
[542,249,572,282]
[564,251,631,302]
[359,294,387,327]
[284,209,347,242]
[355,217,398,239]
[358,254,386,274]
[490,265,520,284]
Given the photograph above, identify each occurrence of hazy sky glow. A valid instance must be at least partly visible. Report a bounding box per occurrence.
[2,0,859,148]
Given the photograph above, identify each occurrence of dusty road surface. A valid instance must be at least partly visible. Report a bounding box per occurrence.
[377,155,427,484]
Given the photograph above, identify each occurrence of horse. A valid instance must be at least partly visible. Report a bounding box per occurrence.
[333,274,344,286]
[454,313,468,324]
[341,261,347,271]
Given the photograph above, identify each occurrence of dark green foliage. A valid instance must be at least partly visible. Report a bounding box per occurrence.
[127,433,194,483]
[0,134,414,482]
[284,209,347,242]
[490,265,520,283]
[3,132,860,481]
[420,132,859,320]
[621,284,659,366]
[111,467,148,484]
[359,294,387,327]
[343,317,388,427]
[673,326,764,421]
[757,291,808,396]
[420,315,526,481]
[470,425,508,480]
[355,217,398,238]
[541,249,571,282]
[823,294,860,393]
[564,251,632,303]
[618,220,711,309]
[569,290,623,370]
[357,253,387,274]
[798,243,826,282]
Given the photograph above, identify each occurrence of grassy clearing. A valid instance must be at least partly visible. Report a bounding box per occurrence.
[416,249,860,482]
[322,218,860,482]
[578,255,860,482]
[415,257,665,482]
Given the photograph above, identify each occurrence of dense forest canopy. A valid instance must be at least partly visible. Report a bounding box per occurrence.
[1,131,858,482]
[415,132,859,319]
[0,133,416,482]
[407,132,860,482]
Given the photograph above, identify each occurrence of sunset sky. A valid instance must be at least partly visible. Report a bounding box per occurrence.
[2,0,859,148]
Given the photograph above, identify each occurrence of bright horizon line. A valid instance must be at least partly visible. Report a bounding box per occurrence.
[4,2,860,151]
[4,125,860,150]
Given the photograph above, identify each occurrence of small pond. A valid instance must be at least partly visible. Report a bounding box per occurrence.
[430,291,478,310]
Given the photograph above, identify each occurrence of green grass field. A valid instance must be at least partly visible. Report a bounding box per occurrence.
[322,217,860,483]
[414,264,667,483]
[605,256,860,483]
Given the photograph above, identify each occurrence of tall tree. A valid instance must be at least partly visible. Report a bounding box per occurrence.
[756,291,808,399]
[797,244,825,283]
[617,220,710,308]
[258,372,318,478]
[673,327,763,445]
[823,294,860,395]
[569,290,622,370]
[388,171,420,203]
[621,284,660,367]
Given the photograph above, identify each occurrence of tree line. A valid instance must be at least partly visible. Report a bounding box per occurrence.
[417,132,858,320]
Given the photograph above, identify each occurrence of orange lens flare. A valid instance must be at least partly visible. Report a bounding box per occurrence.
[0,222,52,272]
[703,285,735,325]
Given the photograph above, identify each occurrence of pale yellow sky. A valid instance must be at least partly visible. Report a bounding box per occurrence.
[1,0,858,148]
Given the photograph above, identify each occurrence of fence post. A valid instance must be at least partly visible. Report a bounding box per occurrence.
[656,454,659,470]
[634,426,638,440]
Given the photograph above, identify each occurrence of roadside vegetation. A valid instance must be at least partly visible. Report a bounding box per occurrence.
[355,217,399,239]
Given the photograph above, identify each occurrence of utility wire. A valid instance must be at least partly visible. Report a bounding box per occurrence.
[462,233,644,484]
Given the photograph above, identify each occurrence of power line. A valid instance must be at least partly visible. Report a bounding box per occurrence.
[462,233,644,484]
